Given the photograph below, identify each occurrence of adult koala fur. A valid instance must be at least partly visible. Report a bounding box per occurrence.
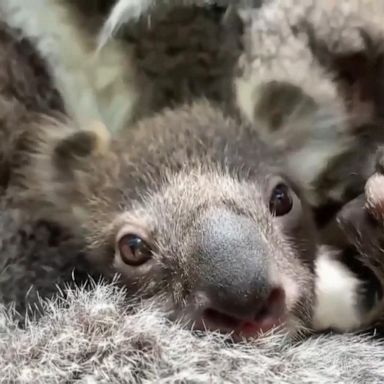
[1,282,384,383]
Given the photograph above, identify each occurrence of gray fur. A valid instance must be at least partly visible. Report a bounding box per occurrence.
[18,101,317,338]
[2,0,382,337]
[233,3,384,328]
[0,0,383,383]
[0,0,318,338]
[0,201,383,383]
[235,0,384,210]
[1,282,384,384]
[0,202,98,318]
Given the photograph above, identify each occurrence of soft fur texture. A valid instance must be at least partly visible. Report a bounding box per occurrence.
[0,204,96,317]
[0,204,384,383]
[0,1,244,132]
[4,0,384,383]
[118,4,242,115]
[2,282,384,384]
[0,0,139,133]
[235,0,384,208]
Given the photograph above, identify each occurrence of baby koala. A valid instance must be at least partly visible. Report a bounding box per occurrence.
[19,100,384,339]
[19,100,321,340]
[235,0,384,213]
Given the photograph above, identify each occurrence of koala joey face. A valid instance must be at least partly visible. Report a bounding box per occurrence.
[25,102,318,340]
[104,170,317,341]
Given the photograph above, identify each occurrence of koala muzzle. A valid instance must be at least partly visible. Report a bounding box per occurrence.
[192,209,286,338]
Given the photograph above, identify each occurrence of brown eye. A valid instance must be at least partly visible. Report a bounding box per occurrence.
[269,183,293,217]
[118,234,152,266]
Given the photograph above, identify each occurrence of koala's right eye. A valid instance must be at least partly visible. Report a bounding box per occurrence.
[118,234,152,266]
[269,183,293,217]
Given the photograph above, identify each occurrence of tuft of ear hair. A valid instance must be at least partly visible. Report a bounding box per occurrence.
[12,116,114,223]
[53,120,111,171]
[253,81,317,132]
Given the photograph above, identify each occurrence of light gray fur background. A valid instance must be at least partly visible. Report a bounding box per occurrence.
[2,282,384,384]
[2,1,384,383]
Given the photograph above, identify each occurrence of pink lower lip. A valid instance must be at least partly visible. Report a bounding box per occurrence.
[237,316,286,338]
[191,317,286,341]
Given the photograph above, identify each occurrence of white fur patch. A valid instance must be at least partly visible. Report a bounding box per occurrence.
[0,0,138,133]
[3,283,384,383]
[313,249,363,332]
[99,0,154,47]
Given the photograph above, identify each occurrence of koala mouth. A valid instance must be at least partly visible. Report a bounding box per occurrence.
[201,288,287,339]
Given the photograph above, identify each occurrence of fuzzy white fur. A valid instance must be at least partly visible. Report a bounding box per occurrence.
[99,0,155,47]
[314,249,363,332]
[0,0,139,133]
[2,283,384,384]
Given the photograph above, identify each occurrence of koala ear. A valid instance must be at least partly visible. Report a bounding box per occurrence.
[17,118,114,223]
[53,120,111,173]
[254,81,316,131]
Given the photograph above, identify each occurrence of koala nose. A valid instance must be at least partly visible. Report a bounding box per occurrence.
[193,209,286,337]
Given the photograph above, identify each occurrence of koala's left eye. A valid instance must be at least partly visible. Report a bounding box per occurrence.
[269,183,293,217]
[118,234,152,266]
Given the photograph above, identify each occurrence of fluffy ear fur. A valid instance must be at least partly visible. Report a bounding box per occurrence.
[53,121,111,172]
[15,117,116,225]
[252,81,317,132]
